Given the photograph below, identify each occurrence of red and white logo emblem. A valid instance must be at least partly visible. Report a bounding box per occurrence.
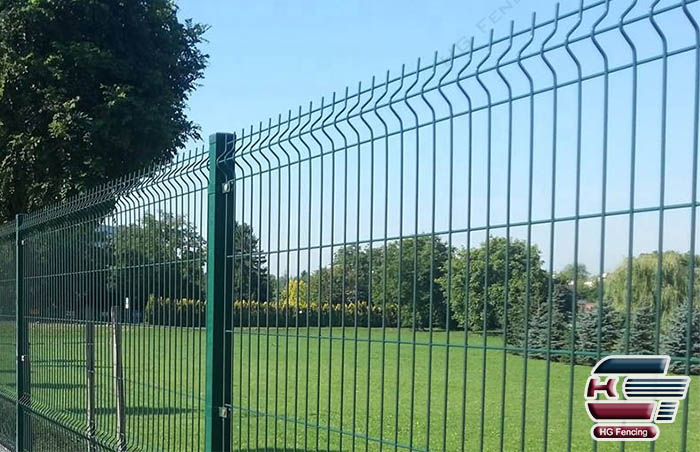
[585,355,690,441]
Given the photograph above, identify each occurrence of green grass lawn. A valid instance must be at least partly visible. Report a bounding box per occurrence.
[0,323,698,451]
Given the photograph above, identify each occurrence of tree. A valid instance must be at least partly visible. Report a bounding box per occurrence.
[19,218,113,318]
[228,222,270,302]
[111,212,206,310]
[575,302,621,365]
[442,237,548,342]
[381,237,450,329]
[330,245,370,305]
[528,302,569,361]
[306,237,450,329]
[606,252,700,325]
[663,304,700,375]
[0,228,12,316]
[281,278,310,308]
[627,303,656,355]
[556,264,596,302]
[0,0,208,220]
[548,281,578,318]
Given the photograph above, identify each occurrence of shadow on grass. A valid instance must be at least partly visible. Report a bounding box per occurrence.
[32,361,85,369]
[31,382,85,390]
[32,359,85,364]
[235,450,340,452]
[32,361,111,370]
[66,406,194,416]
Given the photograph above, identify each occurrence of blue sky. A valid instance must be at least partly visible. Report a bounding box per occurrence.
[177,0,584,144]
[173,0,700,276]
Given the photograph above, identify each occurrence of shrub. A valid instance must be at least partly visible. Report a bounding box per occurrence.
[145,296,206,327]
[231,300,399,328]
[144,294,401,328]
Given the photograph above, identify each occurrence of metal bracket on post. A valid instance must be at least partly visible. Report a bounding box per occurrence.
[204,133,234,452]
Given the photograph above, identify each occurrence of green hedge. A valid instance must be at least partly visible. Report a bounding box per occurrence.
[145,295,402,328]
[145,296,206,327]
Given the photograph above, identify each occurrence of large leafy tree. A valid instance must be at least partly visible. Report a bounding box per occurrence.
[606,251,700,325]
[305,237,450,329]
[0,0,207,220]
[0,227,13,316]
[228,222,271,302]
[111,213,206,310]
[305,245,372,308]
[378,237,451,329]
[18,218,113,318]
[556,263,596,302]
[442,237,548,340]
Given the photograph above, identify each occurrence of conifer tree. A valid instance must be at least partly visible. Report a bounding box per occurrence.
[528,302,569,361]
[576,302,621,365]
[663,305,700,375]
[628,303,656,355]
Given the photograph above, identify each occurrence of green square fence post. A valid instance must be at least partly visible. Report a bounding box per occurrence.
[205,133,233,452]
[15,213,28,451]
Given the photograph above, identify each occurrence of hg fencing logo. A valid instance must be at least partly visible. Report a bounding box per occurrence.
[585,356,690,441]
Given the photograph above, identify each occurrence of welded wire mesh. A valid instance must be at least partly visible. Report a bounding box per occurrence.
[24,413,112,452]
[11,149,209,452]
[0,221,16,451]
[0,0,700,451]
[213,0,700,451]
[0,221,16,400]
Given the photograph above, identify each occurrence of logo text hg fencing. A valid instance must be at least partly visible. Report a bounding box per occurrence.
[585,356,690,441]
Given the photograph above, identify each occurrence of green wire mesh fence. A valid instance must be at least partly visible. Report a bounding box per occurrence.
[210,0,700,450]
[0,221,17,451]
[2,151,210,452]
[1,0,700,451]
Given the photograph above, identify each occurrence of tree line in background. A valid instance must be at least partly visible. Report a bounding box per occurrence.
[138,214,698,373]
[17,212,700,374]
[270,235,699,373]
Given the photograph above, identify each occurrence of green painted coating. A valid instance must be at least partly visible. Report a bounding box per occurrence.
[205,133,232,452]
[15,214,26,452]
